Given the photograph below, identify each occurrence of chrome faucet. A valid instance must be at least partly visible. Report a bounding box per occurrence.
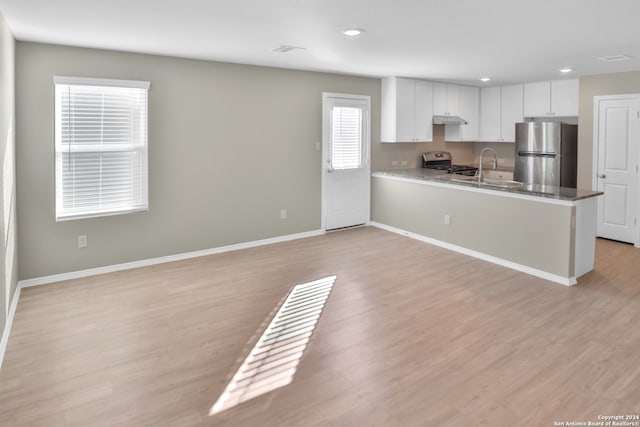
[478,147,497,183]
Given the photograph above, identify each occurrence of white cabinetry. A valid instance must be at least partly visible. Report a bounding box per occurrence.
[523,78,578,117]
[500,84,524,141]
[551,79,579,116]
[479,84,523,142]
[445,85,480,141]
[381,77,433,143]
[433,82,460,116]
[479,86,501,141]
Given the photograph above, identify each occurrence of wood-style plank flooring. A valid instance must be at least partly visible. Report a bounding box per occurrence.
[1,227,639,426]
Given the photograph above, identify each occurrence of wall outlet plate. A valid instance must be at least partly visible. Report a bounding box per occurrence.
[78,235,88,248]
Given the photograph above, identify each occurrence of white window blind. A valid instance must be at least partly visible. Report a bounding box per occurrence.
[331,106,363,170]
[54,77,150,221]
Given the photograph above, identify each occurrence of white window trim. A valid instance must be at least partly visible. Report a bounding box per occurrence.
[53,76,151,90]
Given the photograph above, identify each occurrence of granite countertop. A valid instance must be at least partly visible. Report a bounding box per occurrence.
[372,169,603,202]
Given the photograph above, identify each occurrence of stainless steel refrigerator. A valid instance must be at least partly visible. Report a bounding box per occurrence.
[514,122,578,188]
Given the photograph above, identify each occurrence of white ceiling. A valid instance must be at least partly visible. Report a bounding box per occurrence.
[1,0,640,86]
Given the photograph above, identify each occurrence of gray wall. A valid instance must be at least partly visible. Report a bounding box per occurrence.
[16,42,380,280]
[578,71,640,189]
[0,14,18,343]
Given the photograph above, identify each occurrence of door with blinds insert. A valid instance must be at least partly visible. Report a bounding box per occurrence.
[322,93,370,230]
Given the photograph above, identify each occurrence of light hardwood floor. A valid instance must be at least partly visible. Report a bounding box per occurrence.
[1,227,639,426]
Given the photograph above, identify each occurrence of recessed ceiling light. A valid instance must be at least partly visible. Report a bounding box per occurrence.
[480,77,491,82]
[559,68,573,73]
[343,28,364,37]
[598,54,632,62]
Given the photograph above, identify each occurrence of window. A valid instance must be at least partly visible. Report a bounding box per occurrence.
[54,76,150,221]
[331,106,363,170]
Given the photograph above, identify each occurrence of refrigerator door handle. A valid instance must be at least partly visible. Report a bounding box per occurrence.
[517,151,557,158]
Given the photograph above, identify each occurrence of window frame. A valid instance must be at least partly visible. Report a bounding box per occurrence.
[330,104,364,170]
[53,76,151,221]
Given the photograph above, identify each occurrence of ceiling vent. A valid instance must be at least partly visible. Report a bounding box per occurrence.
[598,54,633,62]
[272,45,305,53]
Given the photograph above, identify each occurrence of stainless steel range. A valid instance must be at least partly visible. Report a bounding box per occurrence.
[422,151,478,176]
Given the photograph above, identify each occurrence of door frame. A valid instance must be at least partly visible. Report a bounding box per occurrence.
[321,92,371,231]
[592,94,640,247]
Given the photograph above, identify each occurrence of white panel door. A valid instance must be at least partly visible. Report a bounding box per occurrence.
[322,93,370,230]
[595,97,640,244]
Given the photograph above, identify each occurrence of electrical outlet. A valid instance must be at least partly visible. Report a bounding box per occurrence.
[392,160,400,166]
[280,209,287,220]
[315,141,321,151]
[78,234,88,248]
[444,214,451,226]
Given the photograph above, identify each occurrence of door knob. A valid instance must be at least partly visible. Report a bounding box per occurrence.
[598,174,606,179]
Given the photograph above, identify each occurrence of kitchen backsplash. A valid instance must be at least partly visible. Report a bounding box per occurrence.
[372,125,515,170]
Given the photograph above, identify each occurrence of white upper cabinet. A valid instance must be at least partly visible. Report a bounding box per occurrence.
[445,85,479,141]
[523,78,578,117]
[413,80,434,141]
[522,81,550,117]
[479,84,523,143]
[500,84,524,142]
[479,86,501,141]
[551,79,579,116]
[381,77,433,143]
[433,82,460,116]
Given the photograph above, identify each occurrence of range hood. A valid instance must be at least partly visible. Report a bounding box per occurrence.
[432,115,468,125]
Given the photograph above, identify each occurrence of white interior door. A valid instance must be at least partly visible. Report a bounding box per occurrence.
[322,93,370,231]
[594,96,640,245]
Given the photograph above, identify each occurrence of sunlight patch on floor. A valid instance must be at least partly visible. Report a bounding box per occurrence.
[209,275,337,415]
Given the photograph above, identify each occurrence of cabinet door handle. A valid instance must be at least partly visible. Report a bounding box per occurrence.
[598,174,606,179]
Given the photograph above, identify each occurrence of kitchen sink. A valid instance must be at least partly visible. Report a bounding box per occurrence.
[481,178,524,188]
[483,169,514,181]
[450,175,479,183]
[450,175,524,189]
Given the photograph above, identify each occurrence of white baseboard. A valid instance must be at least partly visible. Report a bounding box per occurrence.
[1,229,325,372]
[19,229,325,288]
[0,283,22,371]
[370,222,576,286]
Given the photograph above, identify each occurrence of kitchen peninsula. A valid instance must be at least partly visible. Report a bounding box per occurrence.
[371,169,603,285]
